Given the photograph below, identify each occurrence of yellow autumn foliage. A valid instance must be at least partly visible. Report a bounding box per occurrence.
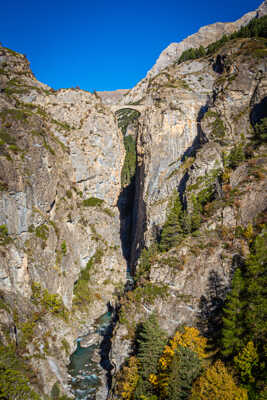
[234,341,259,383]
[119,356,139,400]
[190,360,248,400]
[149,373,159,385]
[149,327,208,398]
[158,326,207,371]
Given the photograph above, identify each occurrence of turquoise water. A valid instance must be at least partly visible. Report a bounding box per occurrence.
[68,311,113,400]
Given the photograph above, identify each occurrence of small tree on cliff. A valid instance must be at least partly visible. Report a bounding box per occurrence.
[160,192,184,251]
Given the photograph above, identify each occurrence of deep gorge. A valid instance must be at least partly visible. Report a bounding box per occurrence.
[0,4,266,400]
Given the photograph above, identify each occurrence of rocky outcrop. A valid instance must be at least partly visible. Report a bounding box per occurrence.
[131,34,267,251]
[97,89,129,105]
[121,0,267,105]
[109,32,267,383]
[258,0,267,17]
[147,9,257,78]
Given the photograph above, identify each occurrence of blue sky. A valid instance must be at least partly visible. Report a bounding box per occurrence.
[0,0,262,91]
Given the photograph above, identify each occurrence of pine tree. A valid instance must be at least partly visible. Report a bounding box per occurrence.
[160,193,184,251]
[221,267,245,358]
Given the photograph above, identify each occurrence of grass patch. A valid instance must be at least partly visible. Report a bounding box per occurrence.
[0,128,16,148]
[82,197,104,207]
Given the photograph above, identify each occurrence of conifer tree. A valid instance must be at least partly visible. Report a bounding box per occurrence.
[221,267,245,358]
[244,231,267,347]
[135,314,167,398]
[137,314,168,378]
[160,193,184,252]
[167,346,202,400]
[234,341,259,384]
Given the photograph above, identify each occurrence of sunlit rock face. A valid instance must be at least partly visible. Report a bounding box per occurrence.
[121,0,266,106]
[109,5,267,379]
[0,2,267,399]
[0,46,126,395]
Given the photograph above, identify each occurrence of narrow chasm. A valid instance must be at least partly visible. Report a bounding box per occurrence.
[68,108,143,400]
[68,108,146,400]
[116,108,141,277]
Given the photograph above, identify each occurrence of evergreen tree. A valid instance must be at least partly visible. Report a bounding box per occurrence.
[160,193,184,251]
[234,341,259,384]
[254,118,267,143]
[137,314,168,378]
[244,230,267,351]
[198,45,206,57]
[167,346,202,400]
[221,267,245,358]
[135,314,168,398]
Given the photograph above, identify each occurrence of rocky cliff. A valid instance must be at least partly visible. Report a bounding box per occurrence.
[0,2,266,400]
[121,0,266,105]
[0,46,127,397]
[108,6,267,396]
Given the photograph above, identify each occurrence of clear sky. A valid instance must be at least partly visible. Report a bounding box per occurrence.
[0,0,262,91]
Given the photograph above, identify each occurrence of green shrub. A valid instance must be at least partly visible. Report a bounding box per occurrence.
[178,45,206,63]
[82,197,104,207]
[20,320,36,348]
[177,16,267,64]
[31,282,67,320]
[41,290,65,316]
[0,128,16,145]
[0,344,40,400]
[66,190,72,199]
[0,224,12,245]
[73,248,103,308]
[135,245,159,282]
[8,144,21,153]
[254,118,267,143]
[102,207,115,217]
[61,240,67,255]
[35,224,49,241]
[0,108,28,123]
[61,338,70,354]
[210,115,226,139]
[226,144,246,169]
[51,382,60,399]
[129,283,169,306]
